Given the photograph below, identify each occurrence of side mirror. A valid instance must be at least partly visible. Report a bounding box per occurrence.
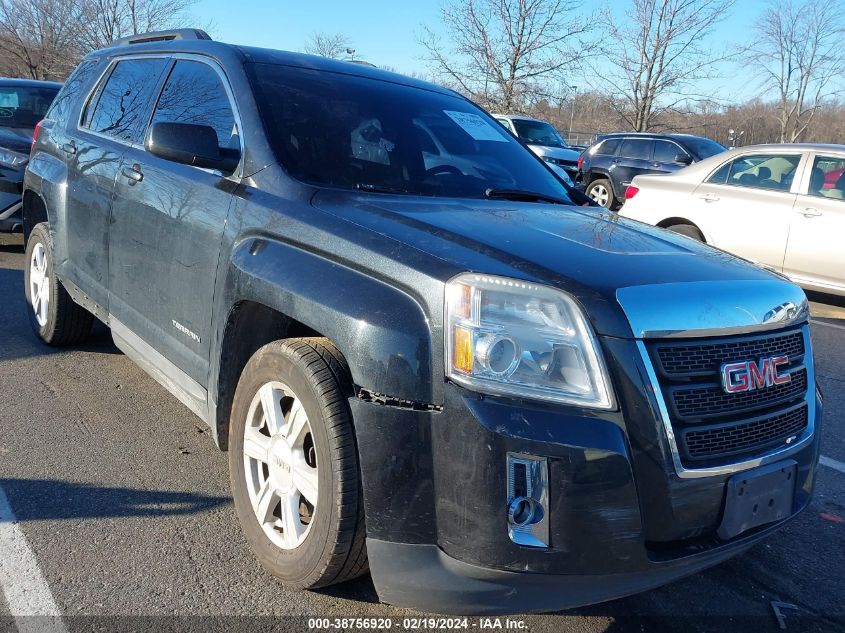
[146,122,240,174]
[675,153,692,165]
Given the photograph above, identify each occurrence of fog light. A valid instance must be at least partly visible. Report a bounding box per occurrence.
[506,453,550,547]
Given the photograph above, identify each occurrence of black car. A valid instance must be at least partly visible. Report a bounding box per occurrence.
[0,78,61,232]
[579,132,725,209]
[23,30,820,615]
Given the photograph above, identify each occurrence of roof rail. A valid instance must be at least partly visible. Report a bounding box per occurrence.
[110,29,212,48]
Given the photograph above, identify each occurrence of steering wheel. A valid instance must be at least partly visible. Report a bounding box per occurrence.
[426,164,463,178]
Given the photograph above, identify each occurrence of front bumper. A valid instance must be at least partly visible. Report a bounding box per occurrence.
[350,338,821,615]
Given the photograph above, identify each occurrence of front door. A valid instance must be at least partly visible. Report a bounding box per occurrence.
[784,153,845,293]
[688,151,805,271]
[108,58,241,385]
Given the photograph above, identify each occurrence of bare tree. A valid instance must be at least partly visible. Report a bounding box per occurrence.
[0,0,199,80]
[304,32,353,60]
[598,0,735,132]
[753,0,845,143]
[419,0,592,112]
[0,0,87,79]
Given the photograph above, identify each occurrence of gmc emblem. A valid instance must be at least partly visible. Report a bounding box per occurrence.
[721,356,791,393]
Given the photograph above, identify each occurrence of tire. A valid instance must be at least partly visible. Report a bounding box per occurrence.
[24,222,93,346]
[586,178,616,209]
[666,223,705,242]
[229,337,368,589]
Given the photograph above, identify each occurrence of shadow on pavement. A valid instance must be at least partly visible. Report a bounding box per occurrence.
[0,478,228,521]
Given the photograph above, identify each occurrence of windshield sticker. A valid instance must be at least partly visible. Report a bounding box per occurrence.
[444,110,508,142]
[0,92,19,108]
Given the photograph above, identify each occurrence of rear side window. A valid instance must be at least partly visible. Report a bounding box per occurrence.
[150,60,238,149]
[618,139,653,160]
[47,60,98,126]
[653,140,686,163]
[85,58,168,143]
[595,138,620,155]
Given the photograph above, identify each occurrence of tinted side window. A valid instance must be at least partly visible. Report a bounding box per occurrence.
[653,140,685,163]
[707,161,731,184]
[596,138,620,155]
[47,60,98,126]
[86,58,168,143]
[151,60,237,149]
[618,139,653,160]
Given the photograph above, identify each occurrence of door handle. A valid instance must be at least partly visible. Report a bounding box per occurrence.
[699,193,720,202]
[121,165,143,184]
[61,142,76,156]
[798,207,821,218]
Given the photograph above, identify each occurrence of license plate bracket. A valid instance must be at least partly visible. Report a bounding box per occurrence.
[718,460,797,541]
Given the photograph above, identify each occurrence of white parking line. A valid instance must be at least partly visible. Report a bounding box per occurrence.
[820,455,845,475]
[811,319,845,331]
[0,484,67,633]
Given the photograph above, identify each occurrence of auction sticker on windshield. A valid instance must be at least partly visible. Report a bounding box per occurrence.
[444,110,508,142]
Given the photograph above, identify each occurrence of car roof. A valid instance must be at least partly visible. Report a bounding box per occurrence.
[598,132,712,141]
[725,142,845,153]
[0,77,62,89]
[86,38,458,98]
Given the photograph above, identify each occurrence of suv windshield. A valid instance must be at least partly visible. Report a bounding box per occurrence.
[0,84,59,131]
[511,119,567,148]
[683,136,725,160]
[246,64,574,202]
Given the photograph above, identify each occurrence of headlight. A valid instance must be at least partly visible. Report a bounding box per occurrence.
[0,147,28,169]
[445,273,614,408]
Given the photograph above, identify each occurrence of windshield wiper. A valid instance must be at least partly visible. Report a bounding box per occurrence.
[354,183,412,195]
[484,188,569,205]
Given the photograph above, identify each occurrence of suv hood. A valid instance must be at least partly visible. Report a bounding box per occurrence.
[312,192,790,337]
[0,126,33,155]
[528,145,580,162]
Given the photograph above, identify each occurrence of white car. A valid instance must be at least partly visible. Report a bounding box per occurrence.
[620,143,845,297]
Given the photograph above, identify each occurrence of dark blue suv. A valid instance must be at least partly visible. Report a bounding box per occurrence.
[579,132,725,209]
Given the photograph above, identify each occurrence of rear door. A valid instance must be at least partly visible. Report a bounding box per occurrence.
[783,153,845,293]
[611,138,655,196]
[688,151,805,271]
[108,57,241,385]
[61,56,169,309]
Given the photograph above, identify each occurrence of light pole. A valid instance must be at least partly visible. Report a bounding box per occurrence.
[346,47,356,61]
[568,85,578,144]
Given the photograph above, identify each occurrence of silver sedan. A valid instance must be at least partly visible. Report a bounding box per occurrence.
[619,143,845,297]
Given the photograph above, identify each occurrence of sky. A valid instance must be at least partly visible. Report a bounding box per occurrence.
[195,0,771,102]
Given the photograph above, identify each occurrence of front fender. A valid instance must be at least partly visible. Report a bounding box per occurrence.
[222,236,437,405]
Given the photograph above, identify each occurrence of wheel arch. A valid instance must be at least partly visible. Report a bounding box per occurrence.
[656,217,707,241]
[22,189,49,243]
[211,237,437,450]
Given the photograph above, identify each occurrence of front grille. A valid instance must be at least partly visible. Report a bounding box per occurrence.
[683,403,808,460]
[670,368,807,421]
[646,327,810,467]
[655,330,804,378]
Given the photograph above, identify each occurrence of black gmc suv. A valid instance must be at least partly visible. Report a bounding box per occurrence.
[23,30,821,615]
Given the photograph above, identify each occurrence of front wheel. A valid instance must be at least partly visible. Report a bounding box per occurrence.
[24,222,93,345]
[229,337,367,589]
[586,178,616,209]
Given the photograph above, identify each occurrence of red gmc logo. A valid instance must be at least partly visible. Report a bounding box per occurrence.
[721,356,791,393]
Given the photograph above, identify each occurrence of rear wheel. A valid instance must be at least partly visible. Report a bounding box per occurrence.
[586,178,616,209]
[666,223,705,242]
[229,337,367,589]
[24,222,93,345]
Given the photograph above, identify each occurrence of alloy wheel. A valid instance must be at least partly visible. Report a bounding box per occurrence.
[243,381,319,550]
[29,242,50,327]
[588,183,610,207]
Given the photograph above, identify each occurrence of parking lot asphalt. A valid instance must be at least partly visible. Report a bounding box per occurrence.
[0,232,842,633]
